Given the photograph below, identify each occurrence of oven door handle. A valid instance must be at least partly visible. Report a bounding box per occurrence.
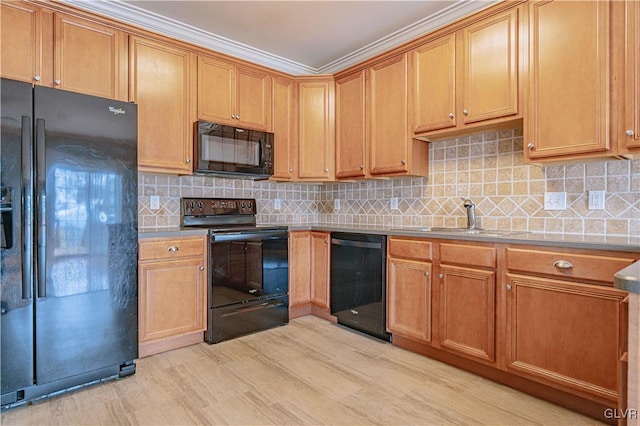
[212,230,288,242]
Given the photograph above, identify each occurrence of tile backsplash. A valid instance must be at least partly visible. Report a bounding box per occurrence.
[139,128,639,237]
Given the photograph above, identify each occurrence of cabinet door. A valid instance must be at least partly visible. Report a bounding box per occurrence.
[336,71,367,179]
[413,34,457,133]
[130,36,195,174]
[505,274,626,402]
[310,232,330,310]
[139,257,206,342]
[297,80,334,180]
[197,55,235,125]
[235,65,271,130]
[369,54,409,176]
[625,0,640,149]
[439,265,495,363]
[54,13,127,100]
[1,2,45,84]
[526,0,610,159]
[462,7,518,124]
[271,77,296,180]
[387,257,432,343]
[289,231,311,307]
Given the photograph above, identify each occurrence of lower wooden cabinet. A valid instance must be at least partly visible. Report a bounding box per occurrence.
[310,232,330,312]
[138,235,207,357]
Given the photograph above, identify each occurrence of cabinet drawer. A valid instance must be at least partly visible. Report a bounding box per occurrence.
[440,243,496,268]
[388,238,433,261]
[506,248,636,284]
[139,236,205,261]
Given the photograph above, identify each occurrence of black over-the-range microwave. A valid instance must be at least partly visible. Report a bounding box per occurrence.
[194,121,274,179]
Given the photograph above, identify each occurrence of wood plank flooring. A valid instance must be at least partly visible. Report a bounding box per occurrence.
[1,316,602,425]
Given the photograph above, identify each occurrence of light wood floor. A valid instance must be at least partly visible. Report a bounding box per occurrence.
[1,316,602,425]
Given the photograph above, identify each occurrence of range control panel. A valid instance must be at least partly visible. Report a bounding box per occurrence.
[181,198,256,217]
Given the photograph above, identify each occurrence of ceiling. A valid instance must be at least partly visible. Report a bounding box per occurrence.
[62,0,496,75]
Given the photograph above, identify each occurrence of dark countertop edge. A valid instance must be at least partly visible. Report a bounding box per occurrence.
[614,261,640,293]
[137,224,640,253]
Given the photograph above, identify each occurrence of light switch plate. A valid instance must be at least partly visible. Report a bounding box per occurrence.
[544,192,566,210]
[274,199,281,210]
[589,190,605,210]
[334,198,340,210]
[150,195,160,210]
[390,197,399,210]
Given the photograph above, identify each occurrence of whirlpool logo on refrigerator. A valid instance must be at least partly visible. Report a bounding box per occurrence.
[108,106,126,115]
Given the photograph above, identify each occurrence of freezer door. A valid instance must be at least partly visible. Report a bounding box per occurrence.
[33,86,138,385]
[0,78,35,397]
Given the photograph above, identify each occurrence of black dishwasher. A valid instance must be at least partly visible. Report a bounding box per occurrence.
[330,233,391,342]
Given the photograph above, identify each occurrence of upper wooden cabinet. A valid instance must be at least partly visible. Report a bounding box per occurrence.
[197,55,271,131]
[296,77,335,181]
[53,13,128,100]
[525,0,613,162]
[1,1,48,84]
[335,70,367,179]
[622,0,640,152]
[130,36,196,174]
[369,53,429,177]
[413,7,520,137]
[1,4,127,100]
[271,76,297,181]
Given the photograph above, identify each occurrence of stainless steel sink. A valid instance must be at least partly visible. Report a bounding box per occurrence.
[393,227,527,237]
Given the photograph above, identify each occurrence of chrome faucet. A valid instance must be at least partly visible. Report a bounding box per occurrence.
[461,198,477,229]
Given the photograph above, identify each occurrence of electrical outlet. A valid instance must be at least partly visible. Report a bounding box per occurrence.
[334,198,340,210]
[390,197,399,210]
[149,195,160,210]
[589,190,605,210]
[544,192,567,210]
[274,199,281,210]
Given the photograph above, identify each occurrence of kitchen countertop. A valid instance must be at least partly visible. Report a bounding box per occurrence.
[614,260,640,293]
[139,224,640,252]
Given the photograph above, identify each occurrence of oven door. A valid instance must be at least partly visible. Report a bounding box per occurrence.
[209,229,289,308]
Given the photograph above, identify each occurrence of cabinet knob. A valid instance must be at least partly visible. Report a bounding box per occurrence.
[463,109,469,116]
[448,112,454,119]
[167,246,179,252]
[438,273,444,279]
[401,160,406,165]
[325,168,329,173]
[527,143,535,150]
[360,165,364,170]
[626,130,635,136]
[199,266,205,271]
[33,75,41,82]
[553,260,574,269]
[506,284,512,291]
[54,79,61,85]
[288,169,293,173]
[186,158,191,163]
[424,271,430,277]
[231,115,236,119]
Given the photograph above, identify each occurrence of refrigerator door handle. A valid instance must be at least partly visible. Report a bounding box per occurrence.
[35,117,46,299]
[22,115,33,300]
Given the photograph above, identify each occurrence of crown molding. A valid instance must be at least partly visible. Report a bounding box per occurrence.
[60,0,495,76]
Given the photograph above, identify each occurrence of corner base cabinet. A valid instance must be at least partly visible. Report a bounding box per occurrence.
[138,235,207,357]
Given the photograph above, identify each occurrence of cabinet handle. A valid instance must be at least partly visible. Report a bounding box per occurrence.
[54,79,61,85]
[626,130,635,136]
[199,266,205,271]
[424,272,430,277]
[553,260,574,269]
[463,109,469,116]
[401,160,406,165]
[438,273,444,279]
[33,75,41,82]
[325,168,329,173]
[360,165,364,170]
[527,143,535,150]
[186,158,191,163]
[288,169,293,173]
[506,284,512,291]
[167,246,179,252]
[448,112,454,119]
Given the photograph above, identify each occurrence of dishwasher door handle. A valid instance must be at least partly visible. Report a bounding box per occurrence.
[331,238,382,250]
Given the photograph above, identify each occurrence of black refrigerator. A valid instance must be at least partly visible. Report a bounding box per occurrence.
[0,78,138,408]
